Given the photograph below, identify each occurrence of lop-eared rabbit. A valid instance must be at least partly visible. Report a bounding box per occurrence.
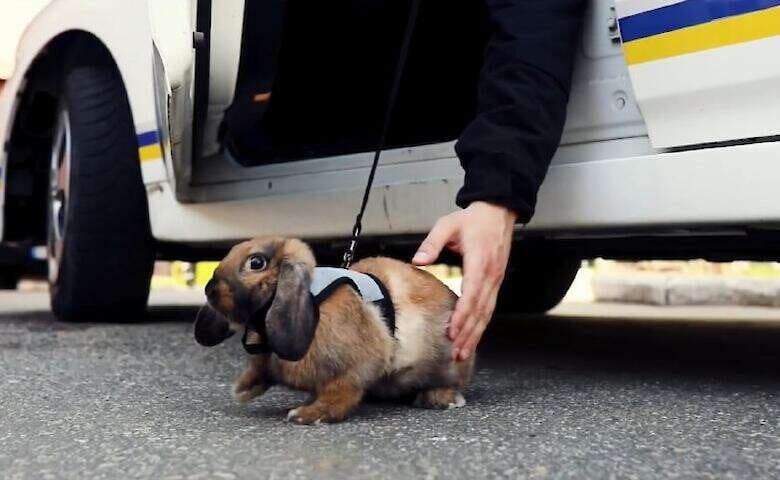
[194,237,474,424]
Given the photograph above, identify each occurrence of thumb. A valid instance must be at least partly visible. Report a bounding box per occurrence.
[413,217,457,266]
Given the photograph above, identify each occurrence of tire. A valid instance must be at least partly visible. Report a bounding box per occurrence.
[0,270,20,290]
[48,64,154,322]
[496,250,581,314]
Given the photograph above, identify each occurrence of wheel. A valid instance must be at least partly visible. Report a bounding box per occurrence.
[0,269,20,290]
[47,64,154,321]
[496,249,581,314]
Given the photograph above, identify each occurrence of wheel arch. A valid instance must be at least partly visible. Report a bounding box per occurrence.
[2,32,132,244]
[0,0,162,242]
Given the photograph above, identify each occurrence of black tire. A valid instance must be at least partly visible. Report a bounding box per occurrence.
[49,64,154,321]
[0,270,20,290]
[496,250,581,314]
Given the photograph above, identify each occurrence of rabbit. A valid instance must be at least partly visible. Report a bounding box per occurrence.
[194,237,475,424]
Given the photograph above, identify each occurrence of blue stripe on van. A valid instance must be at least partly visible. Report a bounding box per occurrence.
[619,0,780,42]
[137,130,160,147]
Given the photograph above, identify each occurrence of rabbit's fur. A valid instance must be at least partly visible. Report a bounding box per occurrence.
[195,237,474,424]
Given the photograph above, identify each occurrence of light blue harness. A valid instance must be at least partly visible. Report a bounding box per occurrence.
[309,267,396,334]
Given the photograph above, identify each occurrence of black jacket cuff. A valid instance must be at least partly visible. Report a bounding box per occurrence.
[455,164,535,224]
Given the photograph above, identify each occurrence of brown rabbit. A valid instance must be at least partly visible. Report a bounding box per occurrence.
[194,237,474,424]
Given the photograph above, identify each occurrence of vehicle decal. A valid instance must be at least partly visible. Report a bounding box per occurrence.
[619,0,780,64]
[137,130,163,163]
[617,0,687,19]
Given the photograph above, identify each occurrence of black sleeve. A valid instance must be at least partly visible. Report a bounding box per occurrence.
[455,0,586,224]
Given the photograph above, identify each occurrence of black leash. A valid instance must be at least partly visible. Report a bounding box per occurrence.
[342,0,423,268]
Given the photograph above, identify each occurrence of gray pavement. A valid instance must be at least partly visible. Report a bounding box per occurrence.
[1,291,780,479]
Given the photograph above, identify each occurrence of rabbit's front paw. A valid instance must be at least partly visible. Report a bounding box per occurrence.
[234,383,268,404]
[286,378,363,424]
[233,366,269,404]
[286,393,361,424]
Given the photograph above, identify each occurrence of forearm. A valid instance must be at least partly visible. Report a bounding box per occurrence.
[455,0,586,223]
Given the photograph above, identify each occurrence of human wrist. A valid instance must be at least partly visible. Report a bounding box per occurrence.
[468,201,519,225]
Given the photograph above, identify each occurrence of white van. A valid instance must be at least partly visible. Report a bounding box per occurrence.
[1,0,779,320]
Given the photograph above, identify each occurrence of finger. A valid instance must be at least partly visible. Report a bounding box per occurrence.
[453,314,477,360]
[449,295,475,352]
[448,255,484,341]
[413,217,458,266]
[450,260,487,357]
[454,263,502,359]
[459,318,489,361]
[453,308,480,352]
[458,288,498,360]
[449,293,473,346]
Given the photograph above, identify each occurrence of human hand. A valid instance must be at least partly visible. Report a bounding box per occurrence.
[412,201,517,361]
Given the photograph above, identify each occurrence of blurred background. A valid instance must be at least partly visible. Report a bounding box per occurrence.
[11,256,780,310]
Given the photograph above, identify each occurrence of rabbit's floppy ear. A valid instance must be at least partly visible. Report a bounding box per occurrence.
[265,260,317,361]
[194,305,235,347]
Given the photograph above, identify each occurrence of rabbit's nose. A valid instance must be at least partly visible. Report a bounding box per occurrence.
[205,278,218,300]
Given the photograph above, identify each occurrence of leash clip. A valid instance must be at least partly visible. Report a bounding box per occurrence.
[342,224,362,268]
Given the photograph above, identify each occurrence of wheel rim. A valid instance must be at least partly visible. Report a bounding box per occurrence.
[48,109,71,285]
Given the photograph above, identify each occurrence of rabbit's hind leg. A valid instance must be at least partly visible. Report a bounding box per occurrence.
[413,387,466,410]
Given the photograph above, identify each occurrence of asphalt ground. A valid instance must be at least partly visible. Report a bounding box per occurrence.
[1,291,779,479]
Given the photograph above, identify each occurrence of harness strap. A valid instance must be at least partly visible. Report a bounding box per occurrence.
[242,328,271,355]
[241,274,396,355]
[311,275,396,336]
[364,273,396,336]
[242,302,273,355]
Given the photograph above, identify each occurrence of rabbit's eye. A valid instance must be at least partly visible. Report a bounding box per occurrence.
[245,255,268,272]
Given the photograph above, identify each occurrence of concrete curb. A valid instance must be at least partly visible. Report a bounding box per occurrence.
[592,274,780,307]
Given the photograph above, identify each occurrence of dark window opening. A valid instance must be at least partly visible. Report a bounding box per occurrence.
[221,0,490,166]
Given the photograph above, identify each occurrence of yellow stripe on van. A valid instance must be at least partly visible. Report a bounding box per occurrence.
[139,144,163,163]
[623,5,780,65]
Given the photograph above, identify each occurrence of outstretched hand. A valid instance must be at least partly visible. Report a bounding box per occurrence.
[413,201,516,361]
